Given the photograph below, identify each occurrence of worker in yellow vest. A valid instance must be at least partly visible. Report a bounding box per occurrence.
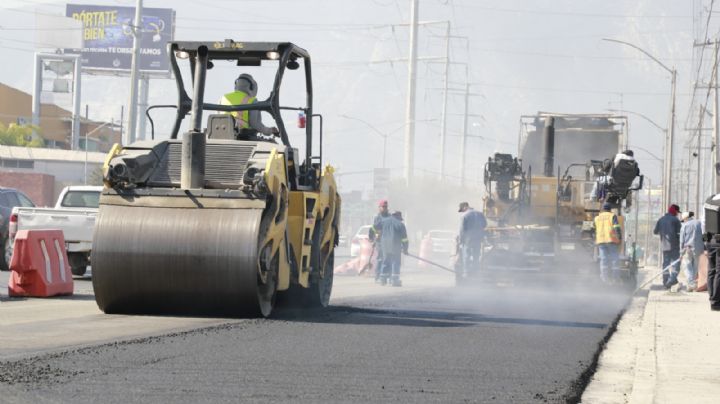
[220,74,279,138]
[594,202,622,285]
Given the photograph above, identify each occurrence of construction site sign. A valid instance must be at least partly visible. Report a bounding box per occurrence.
[65,4,175,74]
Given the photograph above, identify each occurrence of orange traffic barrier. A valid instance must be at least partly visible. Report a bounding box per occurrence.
[333,240,377,276]
[697,253,709,292]
[8,229,74,297]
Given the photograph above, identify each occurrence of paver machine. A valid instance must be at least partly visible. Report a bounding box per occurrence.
[92,40,340,317]
[474,113,642,286]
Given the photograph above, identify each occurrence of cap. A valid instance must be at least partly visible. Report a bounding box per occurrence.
[602,202,612,211]
[378,199,388,208]
[392,211,403,220]
[458,201,469,212]
[681,211,690,221]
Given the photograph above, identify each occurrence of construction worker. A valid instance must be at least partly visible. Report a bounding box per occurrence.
[594,202,622,285]
[369,200,390,283]
[594,150,640,204]
[457,202,487,276]
[654,204,682,288]
[220,73,279,138]
[678,211,703,291]
[377,210,409,286]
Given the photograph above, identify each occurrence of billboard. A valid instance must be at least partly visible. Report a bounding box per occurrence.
[65,4,175,73]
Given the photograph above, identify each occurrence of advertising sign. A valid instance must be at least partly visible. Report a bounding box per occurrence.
[65,4,175,73]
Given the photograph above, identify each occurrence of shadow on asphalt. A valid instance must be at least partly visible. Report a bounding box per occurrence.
[273,306,609,329]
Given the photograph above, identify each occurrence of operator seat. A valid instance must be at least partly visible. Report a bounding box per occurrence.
[608,159,639,194]
[206,114,236,140]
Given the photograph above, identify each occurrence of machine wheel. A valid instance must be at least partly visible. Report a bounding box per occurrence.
[68,252,88,276]
[279,222,335,308]
[0,237,10,271]
[307,251,334,307]
[256,248,279,317]
[298,220,334,307]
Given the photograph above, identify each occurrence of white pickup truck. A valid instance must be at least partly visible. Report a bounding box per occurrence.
[8,186,102,276]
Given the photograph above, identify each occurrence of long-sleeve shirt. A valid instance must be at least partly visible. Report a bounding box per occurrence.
[248,110,275,136]
[377,215,408,255]
[459,208,487,244]
[680,218,704,254]
[653,213,681,252]
[369,212,389,242]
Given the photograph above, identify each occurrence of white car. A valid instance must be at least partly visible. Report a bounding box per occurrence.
[8,185,102,276]
[350,225,373,257]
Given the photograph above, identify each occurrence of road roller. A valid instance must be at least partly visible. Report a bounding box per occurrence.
[92,40,340,317]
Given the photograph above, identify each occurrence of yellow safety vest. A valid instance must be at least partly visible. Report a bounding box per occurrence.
[220,91,256,128]
[594,211,621,244]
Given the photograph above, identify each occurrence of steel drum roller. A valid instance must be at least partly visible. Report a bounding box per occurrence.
[92,204,270,316]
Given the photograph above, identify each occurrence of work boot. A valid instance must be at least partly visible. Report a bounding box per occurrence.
[391,278,402,287]
[380,277,388,286]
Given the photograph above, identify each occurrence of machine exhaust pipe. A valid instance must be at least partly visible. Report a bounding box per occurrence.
[181,46,208,189]
[543,116,555,177]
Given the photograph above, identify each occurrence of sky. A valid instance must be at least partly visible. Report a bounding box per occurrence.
[0,0,714,196]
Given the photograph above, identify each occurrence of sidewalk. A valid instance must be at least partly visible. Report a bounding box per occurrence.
[581,267,720,403]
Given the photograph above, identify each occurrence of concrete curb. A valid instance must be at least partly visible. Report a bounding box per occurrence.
[580,269,654,404]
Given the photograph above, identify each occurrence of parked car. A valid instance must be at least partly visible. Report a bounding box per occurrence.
[7,185,102,276]
[337,234,348,248]
[0,187,36,271]
[350,224,373,257]
[419,230,456,267]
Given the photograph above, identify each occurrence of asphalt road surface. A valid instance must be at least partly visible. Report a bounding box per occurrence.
[0,268,629,403]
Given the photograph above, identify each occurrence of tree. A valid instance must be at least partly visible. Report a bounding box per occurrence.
[0,122,45,147]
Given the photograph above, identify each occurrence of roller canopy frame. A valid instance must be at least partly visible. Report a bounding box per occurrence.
[166,40,315,179]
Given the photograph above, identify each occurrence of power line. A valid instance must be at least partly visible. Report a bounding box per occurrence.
[450,2,693,19]
[470,47,692,62]
[474,82,684,97]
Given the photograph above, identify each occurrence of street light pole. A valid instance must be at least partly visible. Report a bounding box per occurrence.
[644,177,652,267]
[603,38,676,211]
[126,0,143,145]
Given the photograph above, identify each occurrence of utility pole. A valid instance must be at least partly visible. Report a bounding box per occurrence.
[460,82,469,187]
[439,21,450,179]
[666,68,677,208]
[126,0,143,145]
[403,0,419,186]
[714,40,720,194]
[697,107,705,213]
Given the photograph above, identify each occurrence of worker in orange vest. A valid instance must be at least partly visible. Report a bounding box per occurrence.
[595,202,622,285]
